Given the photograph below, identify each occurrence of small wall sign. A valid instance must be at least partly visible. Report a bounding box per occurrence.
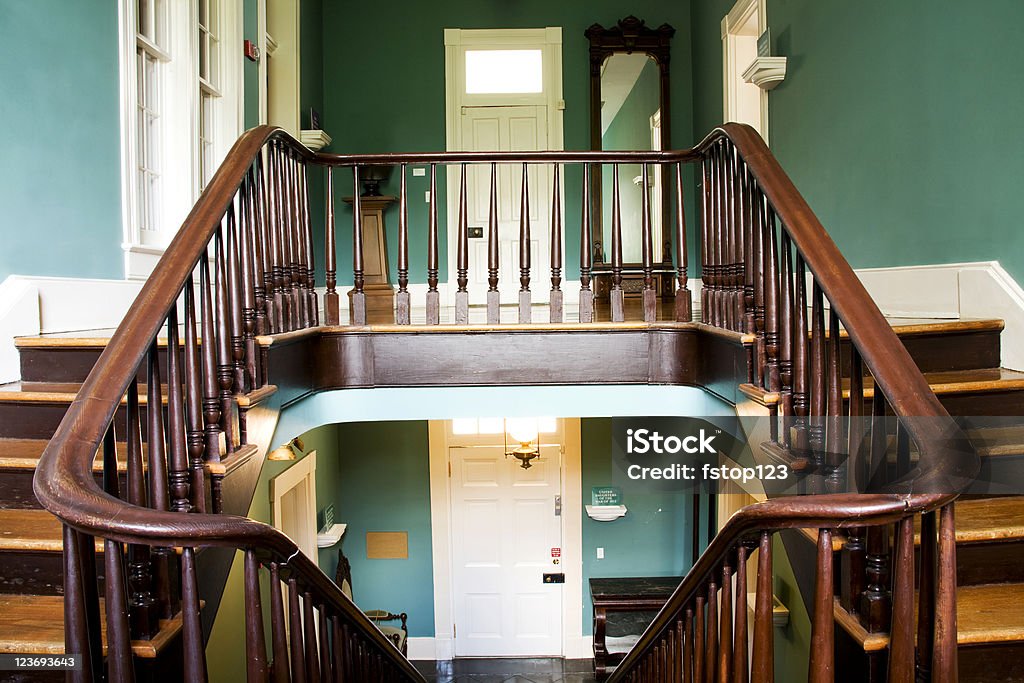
[757,29,771,57]
[591,486,622,506]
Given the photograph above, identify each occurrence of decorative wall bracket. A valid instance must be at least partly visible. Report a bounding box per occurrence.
[742,56,787,90]
[585,504,628,522]
[300,129,332,151]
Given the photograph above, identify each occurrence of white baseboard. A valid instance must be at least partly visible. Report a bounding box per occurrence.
[565,635,594,660]
[851,261,1024,370]
[406,637,444,661]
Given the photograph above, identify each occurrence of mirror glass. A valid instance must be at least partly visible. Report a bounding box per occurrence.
[600,53,662,263]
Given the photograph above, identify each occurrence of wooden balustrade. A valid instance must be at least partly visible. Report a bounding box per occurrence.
[35,125,974,683]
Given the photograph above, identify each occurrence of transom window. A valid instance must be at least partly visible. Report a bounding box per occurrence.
[464,49,544,94]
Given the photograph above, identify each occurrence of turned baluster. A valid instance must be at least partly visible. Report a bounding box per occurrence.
[350,166,367,325]
[808,529,835,683]
[641,163,656,322]
[733,544,749,683]
[700,156,710,323]
[456,163,470,324]
[269,564,290,683]
[718,563,733,683]
[300,161,318,326]
[200,254,226,513]
[249,168,270,339]
[245,551,270,682]
[426,163,440,325]
[518,163,532,323]
[146,343,175,620]
[579,164,595,323]
[240,177,262,389]
[182,547,208,682]
[324,167,339,325]
[888,518,915,682]
[610,164,625,322]
[742,163,755,341]
[125,381,159,639]
[484,162,500,324]
[933,503,958,680]
[227,205,248,395]
[288,580,308,683]
[165,307,192,509]
[731,151,746,329]
[101,424,135,680]
[808,282,827,492]
[825,310,844,493]
[303,591,321,683]
[668,628,677,683]
[63,526,97,683]
[895,420,911,478]
[286,155,306,329]
[271,145,292,331]
[183,279,209,512]
[257,151,280,333]
[674,163,692,321]
[716,143,729,328]
[847,348,866,491]
[916,510,937,681]
[550,163,563,323]
[751,187,766,387]
[331,616,345,683]
[215,226,238,456]
[778,231,794,447]
[705,580,718,683]
[396,164,411,325]
[318,606,331,683]
[708,146,720,326]
[792,254,810,457]
[695,596,706,683]
[724,145,738,330]
[860,395,892,632]
[751,532,773,683]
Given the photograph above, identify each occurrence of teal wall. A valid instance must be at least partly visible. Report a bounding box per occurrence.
[580,418,694,635]
[319,421,436,637]
[321,0,694,285]
[0,0,122,282]
[206,423,343,683]
[691,0,1024,283]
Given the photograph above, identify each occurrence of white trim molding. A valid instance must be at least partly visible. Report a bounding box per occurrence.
[852,261,1024,370]
[721,0,770,142]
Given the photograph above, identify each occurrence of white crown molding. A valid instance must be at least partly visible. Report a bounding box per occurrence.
[742,56,787,90]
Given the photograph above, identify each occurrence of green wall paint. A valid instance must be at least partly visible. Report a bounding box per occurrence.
[691,0,1024,282]
[206,423,342,682]
[321,0,694,285]
[0,0,122,282]
[580,418,694,635]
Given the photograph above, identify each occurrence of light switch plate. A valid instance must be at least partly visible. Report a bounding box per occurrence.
[596,547,605,559]
[412,167,426,177]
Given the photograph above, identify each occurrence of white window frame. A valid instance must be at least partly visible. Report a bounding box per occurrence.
[119,0,243,280]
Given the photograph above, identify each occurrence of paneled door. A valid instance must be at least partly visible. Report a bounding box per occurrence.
[449,444,563,656]
[458,105,551,304]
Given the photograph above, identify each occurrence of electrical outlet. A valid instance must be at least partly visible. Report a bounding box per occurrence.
[596,547,605,559]
[425,191,431,203]
[412,167,426,177]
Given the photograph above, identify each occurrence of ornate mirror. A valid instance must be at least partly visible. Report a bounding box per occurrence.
[586,17,675,298]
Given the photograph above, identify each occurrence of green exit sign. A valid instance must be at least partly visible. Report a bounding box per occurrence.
[591,486,622,506]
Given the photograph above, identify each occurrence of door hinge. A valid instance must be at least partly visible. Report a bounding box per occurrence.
[448,462,452,477]
[453,623,457,637]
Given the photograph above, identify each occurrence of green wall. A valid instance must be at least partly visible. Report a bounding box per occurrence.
[580,418,695,635]
[691,0,1024,283]
[320,0,694,285]
[0,0,122,282]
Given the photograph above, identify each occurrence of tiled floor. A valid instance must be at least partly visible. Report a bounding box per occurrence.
[412,658,598,683]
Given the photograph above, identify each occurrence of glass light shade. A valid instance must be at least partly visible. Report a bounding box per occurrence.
[506,417,539,445]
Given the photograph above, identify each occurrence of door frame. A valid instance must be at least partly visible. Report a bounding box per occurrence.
[443,28,567,304]
[269,450,319,564]
[428,419,585,660]
[721,0,769,142]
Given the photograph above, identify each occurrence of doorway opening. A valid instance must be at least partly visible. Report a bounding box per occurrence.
[722,0,769,141]
[443,28,566,306]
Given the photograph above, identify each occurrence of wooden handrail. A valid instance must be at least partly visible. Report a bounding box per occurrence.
[32,122,976,682]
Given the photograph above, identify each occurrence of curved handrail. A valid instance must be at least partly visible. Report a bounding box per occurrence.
[32,125,422,679]
[32,121,977,681]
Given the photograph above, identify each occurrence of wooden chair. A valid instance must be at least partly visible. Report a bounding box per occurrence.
[335,546,410,655]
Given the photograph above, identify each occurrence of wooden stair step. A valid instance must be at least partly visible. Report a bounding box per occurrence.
[0,438,129,472]
[0,509,103,552]
[836,582,1024,652]
[0,382,167,405]
[0,594,185,658]
[842,368,1024,400]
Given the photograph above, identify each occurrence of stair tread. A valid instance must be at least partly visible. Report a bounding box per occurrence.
[0,594,183,657]
[0,438,129,472]
[0,381,167,404]
[836,582,1024,651]
[0,509,97,552]
[929,497,1024,543]
[844,367,1024,399]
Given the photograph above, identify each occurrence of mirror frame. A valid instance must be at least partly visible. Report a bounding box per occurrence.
[585,16,675,273]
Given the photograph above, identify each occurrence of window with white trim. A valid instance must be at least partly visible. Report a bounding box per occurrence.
[120,0,242,279]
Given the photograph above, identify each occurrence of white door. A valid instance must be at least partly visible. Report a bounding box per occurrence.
[450,444,563,656]
[458,106,551,304]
